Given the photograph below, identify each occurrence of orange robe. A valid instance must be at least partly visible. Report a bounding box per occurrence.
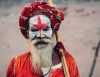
[6,52,80,77]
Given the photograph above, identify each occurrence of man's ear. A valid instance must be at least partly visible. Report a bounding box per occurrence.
[53,44,61,58]
[26,29,29,39]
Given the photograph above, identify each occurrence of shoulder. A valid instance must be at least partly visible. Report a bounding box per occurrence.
[64,51,77,71]
[7,51,31,71]
[6,52,32,77]
[64,51,76,64]
[64,51,80,77]
[7,51,31,65]
[14,51,31,67]
[6,58,16,77]
[16,51,31,61]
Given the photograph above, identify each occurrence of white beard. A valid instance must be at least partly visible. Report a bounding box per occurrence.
[28,35,56,69]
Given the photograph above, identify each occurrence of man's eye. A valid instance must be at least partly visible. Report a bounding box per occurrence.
[43,28,50,31]
[31,29,38,32]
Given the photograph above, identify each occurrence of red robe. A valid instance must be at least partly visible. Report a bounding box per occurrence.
[6,51,80,77]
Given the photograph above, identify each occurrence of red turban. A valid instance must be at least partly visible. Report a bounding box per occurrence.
[19,1,64,38]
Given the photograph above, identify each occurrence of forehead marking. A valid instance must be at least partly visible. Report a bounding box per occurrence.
[32,15,48,30]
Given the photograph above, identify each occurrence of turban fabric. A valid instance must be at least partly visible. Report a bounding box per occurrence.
[19,1,64,38]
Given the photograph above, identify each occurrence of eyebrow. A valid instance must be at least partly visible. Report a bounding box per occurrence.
[30,26,37,30]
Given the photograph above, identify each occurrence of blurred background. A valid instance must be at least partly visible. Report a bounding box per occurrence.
[0,0,100,77]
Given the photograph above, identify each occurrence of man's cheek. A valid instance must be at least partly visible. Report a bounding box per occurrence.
[29,31,36,39]
[44,30,52,38]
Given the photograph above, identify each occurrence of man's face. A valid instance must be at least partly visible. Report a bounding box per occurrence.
[29,15,53,49]
[28,15,56,68]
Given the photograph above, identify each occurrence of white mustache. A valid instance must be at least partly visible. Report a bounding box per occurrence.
[33,38,52,45]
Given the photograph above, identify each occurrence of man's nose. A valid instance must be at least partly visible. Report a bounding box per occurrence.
[36,30,45,38]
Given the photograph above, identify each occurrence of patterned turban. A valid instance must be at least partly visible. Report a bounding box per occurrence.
[19,1,64,38]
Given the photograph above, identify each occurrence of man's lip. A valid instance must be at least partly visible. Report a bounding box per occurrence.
[34,41,49,49]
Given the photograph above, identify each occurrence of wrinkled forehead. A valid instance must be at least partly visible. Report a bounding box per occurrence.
[29,15,51,28]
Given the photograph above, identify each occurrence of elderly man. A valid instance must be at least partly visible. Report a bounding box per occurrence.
[6,1,80,77]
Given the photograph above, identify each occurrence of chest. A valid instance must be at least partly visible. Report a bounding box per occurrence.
[14,62,64,77]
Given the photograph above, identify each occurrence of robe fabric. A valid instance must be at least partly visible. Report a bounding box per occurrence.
[6,51,80,77]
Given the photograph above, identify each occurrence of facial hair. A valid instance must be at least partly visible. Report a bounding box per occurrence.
[28,35,56,69]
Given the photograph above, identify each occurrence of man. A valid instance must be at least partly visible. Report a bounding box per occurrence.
[6,1,80,77]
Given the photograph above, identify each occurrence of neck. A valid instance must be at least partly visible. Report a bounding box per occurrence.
[52,50,61,66]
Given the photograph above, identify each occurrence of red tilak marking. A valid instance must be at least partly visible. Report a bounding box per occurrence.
[33,15,47,32]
